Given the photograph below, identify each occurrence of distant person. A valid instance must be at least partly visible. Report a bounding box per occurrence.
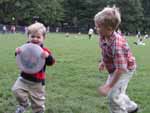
[12,22,55,113]
[56,27,59,32]
[134,38,145,46]
[144,33,149,39]
[78,32,81,35]
[88,28,94,40]
[136,31,141,39]
[2,25,7,34]
[144,34,149,39]
[94,6,138,113]
[10,25,16,33]
[24,26,28,34]
[47,26,50,32]
[65,32,69,37]
[138,38,145,45]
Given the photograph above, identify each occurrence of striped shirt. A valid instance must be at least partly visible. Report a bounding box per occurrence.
[99,32,136,74]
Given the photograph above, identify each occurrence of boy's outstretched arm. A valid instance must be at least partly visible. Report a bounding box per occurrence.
[108,68,125,88]
[99,68,125,96]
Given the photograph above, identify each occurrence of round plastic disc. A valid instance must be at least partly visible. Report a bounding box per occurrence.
[16,43,45,74]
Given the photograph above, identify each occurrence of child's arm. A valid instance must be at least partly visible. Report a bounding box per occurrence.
[98,61,105,71]
[45,54,55,65]
[41,48,55,66]
[108,68,124,88]
[15,47,21,56]
[98,55,105,72]
[98,68,124,96]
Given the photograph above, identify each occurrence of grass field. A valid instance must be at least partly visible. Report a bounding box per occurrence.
[0,33,150,113]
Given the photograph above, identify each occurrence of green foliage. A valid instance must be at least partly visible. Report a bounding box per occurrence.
[0,0,149,33]
[141,0,150,33]
[0,0,65,25]
[107,0,143,33]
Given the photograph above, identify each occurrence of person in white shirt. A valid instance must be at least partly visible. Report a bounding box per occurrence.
[88,28,94,40]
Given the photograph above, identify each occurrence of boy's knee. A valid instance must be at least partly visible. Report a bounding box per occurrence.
[13,89,23,98]
[13,89,29,106]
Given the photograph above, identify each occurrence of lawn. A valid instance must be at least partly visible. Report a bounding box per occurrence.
[0,33,150,113]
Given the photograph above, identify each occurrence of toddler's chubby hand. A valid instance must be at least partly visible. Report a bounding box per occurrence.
[41,51,49,58]
[15,47,22,54]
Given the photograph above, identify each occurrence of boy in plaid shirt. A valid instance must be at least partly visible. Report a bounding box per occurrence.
[94,6,138,113]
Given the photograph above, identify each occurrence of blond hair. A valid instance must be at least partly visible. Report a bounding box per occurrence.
[27,22,46,37]
[94,6,121,30]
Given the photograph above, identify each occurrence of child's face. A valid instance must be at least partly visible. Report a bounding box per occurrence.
[28,31,45,45]
[95,23,113,38]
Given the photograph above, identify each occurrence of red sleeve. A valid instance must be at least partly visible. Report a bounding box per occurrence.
[43,48,52,55]
[43,48,55,65]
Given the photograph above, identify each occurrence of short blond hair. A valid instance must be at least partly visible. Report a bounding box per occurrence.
[94,6,121,30]
[27,22,46,37]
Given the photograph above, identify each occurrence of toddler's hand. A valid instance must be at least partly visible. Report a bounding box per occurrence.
[15,47,22,54]
[98,61,105,71]
[41,51,49,58]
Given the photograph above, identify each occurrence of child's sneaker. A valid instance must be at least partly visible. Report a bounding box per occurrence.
[126,101,138,113]
[15,105,26,113]
[128,107,138,113]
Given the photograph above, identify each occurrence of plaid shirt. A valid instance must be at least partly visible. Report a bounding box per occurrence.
[99,32,136,74]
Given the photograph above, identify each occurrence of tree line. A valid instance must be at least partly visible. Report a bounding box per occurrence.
[0,0,149,34]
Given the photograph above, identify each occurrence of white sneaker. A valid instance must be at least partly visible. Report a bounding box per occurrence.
[127,101,138,113]
[15,105,26,113]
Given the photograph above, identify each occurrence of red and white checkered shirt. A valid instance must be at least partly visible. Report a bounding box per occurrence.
[99,32,136,74]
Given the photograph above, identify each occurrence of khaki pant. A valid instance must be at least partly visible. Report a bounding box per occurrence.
[12,77,45,113]
[106,70,137,113]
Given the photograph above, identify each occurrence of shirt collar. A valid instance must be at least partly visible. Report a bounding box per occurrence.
[100,32,116,42]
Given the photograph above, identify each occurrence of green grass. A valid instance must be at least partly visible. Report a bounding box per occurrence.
[0,33,150,113]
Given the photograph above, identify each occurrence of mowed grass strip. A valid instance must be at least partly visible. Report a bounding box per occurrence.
[0,33,150,113]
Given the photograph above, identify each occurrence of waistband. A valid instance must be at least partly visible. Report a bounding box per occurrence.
[20,74,45,85]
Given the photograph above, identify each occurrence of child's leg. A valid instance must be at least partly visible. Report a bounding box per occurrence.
[119,94,137,113]
[89,34,91,39]
[119,71,138,112]
[107,70,137,113]
[106,75,127,113]
[13,89,30,108]
[29,83,45,113]
[12,78,30,108]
